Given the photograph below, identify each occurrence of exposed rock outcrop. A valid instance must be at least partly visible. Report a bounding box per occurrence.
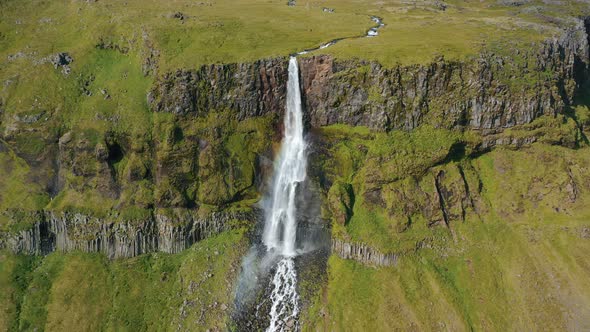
[148,58,288,119]
[331,239,398,267]
[0,209,260,259]
[50,52,73,75]
[141,30,160,76]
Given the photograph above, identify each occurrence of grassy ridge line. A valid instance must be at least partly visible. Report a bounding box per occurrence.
[2,0,583,69]
[0,0,369,71]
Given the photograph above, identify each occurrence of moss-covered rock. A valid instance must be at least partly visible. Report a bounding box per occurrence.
[327,181,354,226]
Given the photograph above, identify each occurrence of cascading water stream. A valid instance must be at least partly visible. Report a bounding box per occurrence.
[233,16,384,331]
[262,56,305,331]
[263,56,306,257]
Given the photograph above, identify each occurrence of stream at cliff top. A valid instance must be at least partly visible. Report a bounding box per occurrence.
[233,16,384,332]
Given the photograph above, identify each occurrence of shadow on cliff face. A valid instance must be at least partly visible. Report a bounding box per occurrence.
[574,17,590,85]
[566,17,590,146]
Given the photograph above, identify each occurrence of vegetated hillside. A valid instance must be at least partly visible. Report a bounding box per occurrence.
[303,132,590,330]
[2,0,590,330]
[0,229,248,331]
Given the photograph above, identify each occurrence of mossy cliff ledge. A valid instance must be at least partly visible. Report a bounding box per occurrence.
[0,59,285,257]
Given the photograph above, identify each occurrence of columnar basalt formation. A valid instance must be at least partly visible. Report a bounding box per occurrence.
[0,209,260,259]
[331,239,398,267]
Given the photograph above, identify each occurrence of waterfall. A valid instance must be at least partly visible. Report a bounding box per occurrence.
[262,56,306,256]
[262,56,305,331]
[233,19,384,329]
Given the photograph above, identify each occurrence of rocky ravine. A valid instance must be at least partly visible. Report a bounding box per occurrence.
[2,17,590,263]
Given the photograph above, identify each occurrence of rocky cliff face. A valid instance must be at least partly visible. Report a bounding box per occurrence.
[298,21,590,132]
[148,58,288,119]
[147,20,590,135]
[303,19,590,263]
[1,209,260,259]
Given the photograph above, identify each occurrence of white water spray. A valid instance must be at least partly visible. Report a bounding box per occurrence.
[262,56,305,331]
[267,259,299,331]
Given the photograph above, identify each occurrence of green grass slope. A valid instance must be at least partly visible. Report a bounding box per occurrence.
[0,229,248,331]
[318,0,590,64]
[306,214,590,331]
[303,141,590,330]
